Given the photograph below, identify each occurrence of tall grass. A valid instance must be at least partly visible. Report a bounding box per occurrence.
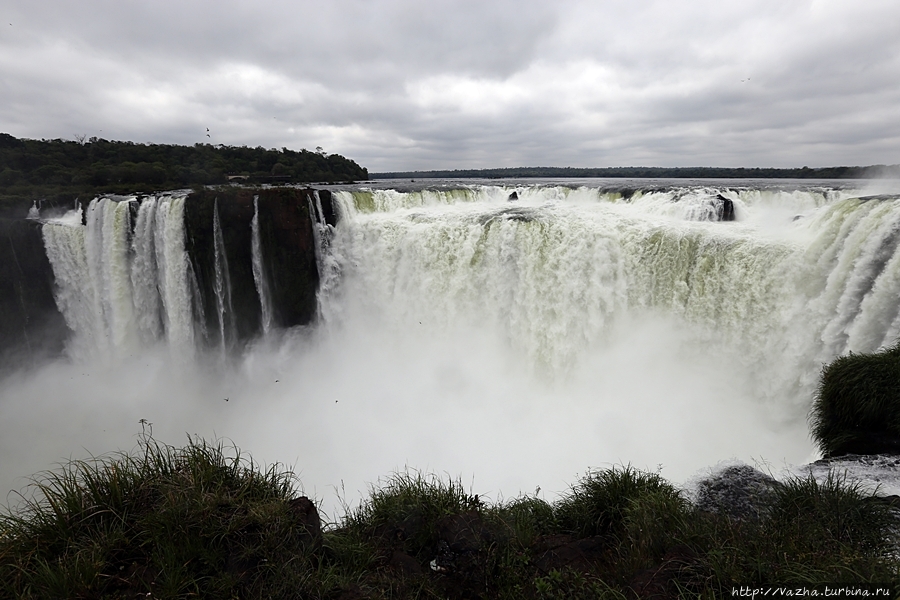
[1,439,898,599]
[0,434,316,599]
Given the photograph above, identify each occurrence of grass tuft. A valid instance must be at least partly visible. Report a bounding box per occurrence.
[554,465,685,540]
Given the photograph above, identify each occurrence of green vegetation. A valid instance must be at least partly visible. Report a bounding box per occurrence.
[0,434,321,599]
[373,165,898,180]
[811,342,900,457]
[2,437,897,599]
[0,133,368,218]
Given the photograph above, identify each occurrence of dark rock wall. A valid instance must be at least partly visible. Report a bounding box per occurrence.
[257,188,328,329]
[184,187,331,348]
[0,218,67,370]
[185,189,261,348]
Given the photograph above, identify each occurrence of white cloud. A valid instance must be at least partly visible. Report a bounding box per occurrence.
[1,0,899,169]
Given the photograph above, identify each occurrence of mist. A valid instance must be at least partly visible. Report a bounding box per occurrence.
[0,290,814,519]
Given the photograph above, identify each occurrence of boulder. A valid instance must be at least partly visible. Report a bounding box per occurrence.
[693,464,779,521]
[289,496,323,552]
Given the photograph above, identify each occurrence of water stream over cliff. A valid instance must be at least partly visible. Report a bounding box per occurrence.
[3,180,900,514]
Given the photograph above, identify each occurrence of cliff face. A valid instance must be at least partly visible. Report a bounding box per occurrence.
[183,187,334,348]
[0,218,67,370]
[256,187,333,329]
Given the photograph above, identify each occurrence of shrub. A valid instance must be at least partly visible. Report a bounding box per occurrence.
[811,342,900,457]
[554,466,687,540]
[340,470,480,561]
[2,442,898,598]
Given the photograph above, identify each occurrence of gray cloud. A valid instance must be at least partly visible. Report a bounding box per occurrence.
[1,0,898,170]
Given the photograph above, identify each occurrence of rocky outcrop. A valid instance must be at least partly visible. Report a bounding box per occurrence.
[694,464,780,521]
[184,189,261,346]
[715,194,735,221]
[0,218,67,370]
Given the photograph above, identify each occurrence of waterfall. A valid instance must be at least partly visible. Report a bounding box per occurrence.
[251,195,273,335]
[42,213,97,356]
[212,199,235,354]
[308,191,340,323]
[327,184,900,406]
[131,197,162,343]
[37,182,900,393]
[42,193,193,358]
[83,197,137,354]
[154,195,194,354]
[22,181,900,519]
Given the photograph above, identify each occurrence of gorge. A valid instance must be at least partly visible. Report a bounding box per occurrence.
[2,179,899,514]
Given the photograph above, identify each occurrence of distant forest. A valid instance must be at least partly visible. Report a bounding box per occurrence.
[373,165,899,180]
[0,133,368,218]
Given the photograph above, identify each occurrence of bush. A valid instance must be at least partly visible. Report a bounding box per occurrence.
[340,470,481,561]
[811,342,900,457]
[554,466,687,539]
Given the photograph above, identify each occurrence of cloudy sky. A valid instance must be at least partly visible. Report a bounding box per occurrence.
[2,0,899,172]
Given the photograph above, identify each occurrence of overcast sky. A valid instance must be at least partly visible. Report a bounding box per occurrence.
[2,1,899,171]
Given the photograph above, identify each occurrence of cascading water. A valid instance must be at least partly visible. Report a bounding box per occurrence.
[131,197,162,343]
[251,196,273,335]
[41,193,194,358]
[326,184,900,409]
[308,191,341,323]
[212,199,236,355]
[154,195,195,354]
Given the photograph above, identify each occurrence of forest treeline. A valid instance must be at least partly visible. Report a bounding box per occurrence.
[373,165,899,180]
[0,133,368,218]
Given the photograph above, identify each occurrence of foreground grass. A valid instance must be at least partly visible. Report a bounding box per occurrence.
[1,437,898,599]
